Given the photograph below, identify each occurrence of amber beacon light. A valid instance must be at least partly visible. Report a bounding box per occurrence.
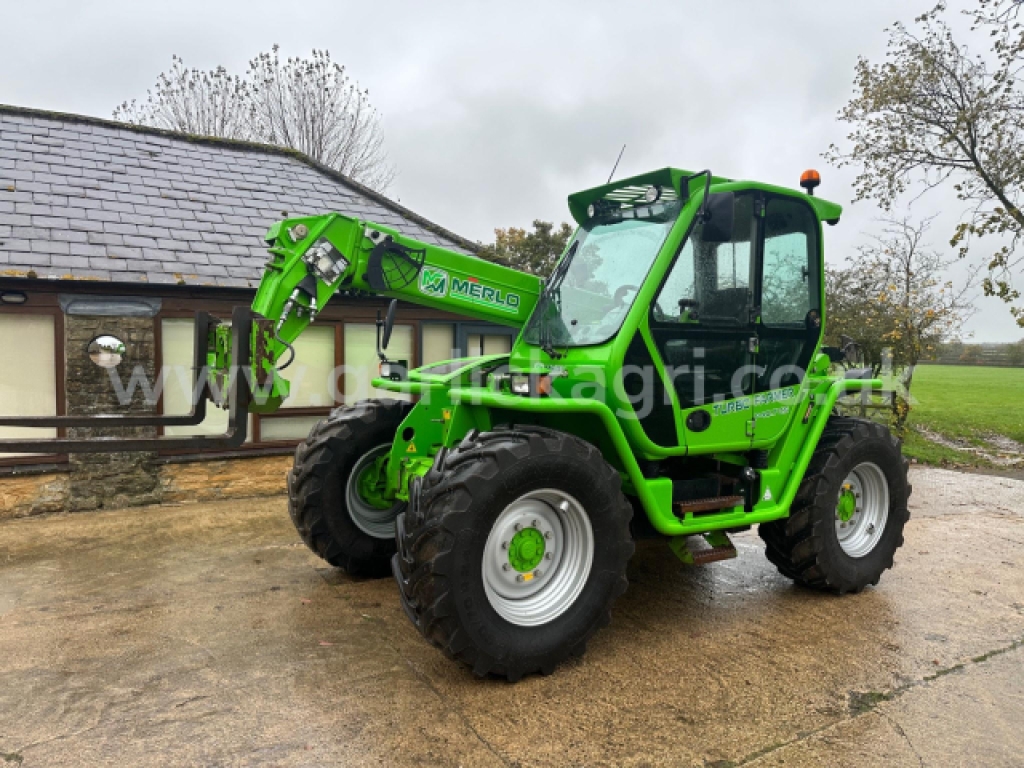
[800,169,821,195]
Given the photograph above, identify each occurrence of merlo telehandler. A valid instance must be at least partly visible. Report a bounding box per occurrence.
[0,167,910,680]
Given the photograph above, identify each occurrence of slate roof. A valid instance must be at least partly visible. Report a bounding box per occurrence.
[0,105,476,289]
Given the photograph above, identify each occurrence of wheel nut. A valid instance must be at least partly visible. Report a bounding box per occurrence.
[545,552,552,560]
[544,531,552,539]
[501,541,509,550]
[502,563,510,572]
[531,519,540,528]
[514,523,523,532]
[534,569,543,578]
[516,574,524,582]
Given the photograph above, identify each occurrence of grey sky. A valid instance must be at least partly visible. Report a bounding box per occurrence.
[2,0,1020,342]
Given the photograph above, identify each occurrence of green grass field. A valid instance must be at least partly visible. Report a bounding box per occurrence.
[903,364,1024,466]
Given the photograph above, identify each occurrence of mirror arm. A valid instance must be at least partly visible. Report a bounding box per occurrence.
[375,309,386,363]
[683,170,714,221]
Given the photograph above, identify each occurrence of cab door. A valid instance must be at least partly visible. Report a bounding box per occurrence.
[647,192,759,453]
[750,194,823,446]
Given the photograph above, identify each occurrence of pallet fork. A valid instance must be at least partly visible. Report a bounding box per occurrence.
[0,307,255,454]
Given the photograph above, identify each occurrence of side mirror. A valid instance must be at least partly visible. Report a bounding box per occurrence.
[701,192,735,243]
[376,299,399,362]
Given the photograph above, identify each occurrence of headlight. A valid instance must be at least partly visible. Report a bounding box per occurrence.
[379,361,407,381]
[509,374,553,396]
[644,185,662,203]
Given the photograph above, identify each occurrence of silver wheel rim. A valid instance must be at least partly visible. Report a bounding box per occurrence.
[345,443,405,539]
[835,461,889,558]
[482,489,594,627]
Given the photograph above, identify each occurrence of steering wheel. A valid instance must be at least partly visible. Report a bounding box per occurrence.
[612,284,639,306]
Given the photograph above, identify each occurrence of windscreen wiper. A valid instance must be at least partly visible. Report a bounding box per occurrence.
[537,240,578,358]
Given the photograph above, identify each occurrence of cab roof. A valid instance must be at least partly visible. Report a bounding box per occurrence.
[567,167,842,227]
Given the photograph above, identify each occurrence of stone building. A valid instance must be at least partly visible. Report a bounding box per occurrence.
[0,105,515,517]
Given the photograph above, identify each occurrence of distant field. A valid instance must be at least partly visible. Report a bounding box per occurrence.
[903,364,1024,467]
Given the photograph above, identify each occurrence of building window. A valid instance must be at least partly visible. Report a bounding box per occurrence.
[466,332,512,358]
[255,324,338,441]
[0,314,57,457]
[422,323,455,365]
[279,325,336,408]
[343,323,414,402]
[162,318,232,438]
[259,415,325,442]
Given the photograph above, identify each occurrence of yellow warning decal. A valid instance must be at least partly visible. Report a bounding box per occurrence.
[523,572,534,582]
[406,442,417,453]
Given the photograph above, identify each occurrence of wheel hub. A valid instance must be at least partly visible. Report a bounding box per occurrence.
[837,485,857,523]
[356,455,392,510]
[345,444,406,539]
[508,527,546,573]
[834,462,889,558]
[481,489,594,627]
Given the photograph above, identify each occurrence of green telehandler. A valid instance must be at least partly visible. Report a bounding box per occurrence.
[0,167,910,681]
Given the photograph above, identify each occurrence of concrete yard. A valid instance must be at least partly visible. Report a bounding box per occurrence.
[1,466,1022,767]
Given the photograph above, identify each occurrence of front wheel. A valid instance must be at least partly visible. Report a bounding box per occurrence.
[759,417,911,593]
[288,399,411,577]
[393,427,634,681]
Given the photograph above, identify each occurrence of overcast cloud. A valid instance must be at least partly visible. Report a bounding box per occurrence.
[1,0,1019,341]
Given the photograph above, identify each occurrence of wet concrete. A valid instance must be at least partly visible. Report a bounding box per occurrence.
[0,466,1022,767]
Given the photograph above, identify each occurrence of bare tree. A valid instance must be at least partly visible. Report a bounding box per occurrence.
[826,216,978,431]
[246,47,394,192]
[114,55,250,139]
[826,2,1024,326]
[114,47,396,192]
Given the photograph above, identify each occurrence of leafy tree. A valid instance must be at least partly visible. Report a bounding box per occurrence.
[478,220,574,276]
[826,1,1024,326]
[1006,339,1024,366]
[826,216,977,431]
[114,46,395,191]
[959,344,983,364]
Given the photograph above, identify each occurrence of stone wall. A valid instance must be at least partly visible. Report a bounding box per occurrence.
[0,454,291,519]
[159,454,292,504]
[0,469,70,520]
[64,314,160,512]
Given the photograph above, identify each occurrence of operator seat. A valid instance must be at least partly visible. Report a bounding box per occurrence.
[700,288,749,325]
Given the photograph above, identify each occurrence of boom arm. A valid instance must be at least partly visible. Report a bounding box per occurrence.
[241,213,542,412]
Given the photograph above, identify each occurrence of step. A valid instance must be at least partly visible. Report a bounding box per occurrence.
[673,495,744,516]
[668,531,738,566]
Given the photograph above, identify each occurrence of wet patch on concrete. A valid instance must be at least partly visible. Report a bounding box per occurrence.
[0,467,1022,766]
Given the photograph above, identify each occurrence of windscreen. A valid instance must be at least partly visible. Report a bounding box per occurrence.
[523,201,680,349]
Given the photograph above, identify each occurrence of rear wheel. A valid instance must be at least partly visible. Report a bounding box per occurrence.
[393,426,633,680]
[288,399,410,577]
[759,418,911,593]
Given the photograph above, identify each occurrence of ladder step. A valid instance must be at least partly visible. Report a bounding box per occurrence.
[690,544,738,565]
[673,495,744,515]
[668,531,738,566]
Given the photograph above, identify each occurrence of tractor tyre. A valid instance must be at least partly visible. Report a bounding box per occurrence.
[393,426,634,681]
[288,399,411,578]
[759,417,911,594]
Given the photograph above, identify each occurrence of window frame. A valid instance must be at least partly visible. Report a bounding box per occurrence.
[754,193,822,330]
[156,302,424,453]
[0,303,67,468]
